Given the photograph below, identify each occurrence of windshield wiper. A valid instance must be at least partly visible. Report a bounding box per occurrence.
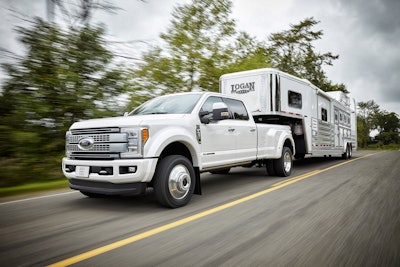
[142,112,168,115]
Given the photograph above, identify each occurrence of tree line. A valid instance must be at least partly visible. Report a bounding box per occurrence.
[0,0,398,186]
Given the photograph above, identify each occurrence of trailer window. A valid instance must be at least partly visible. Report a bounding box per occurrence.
[288,91,302,109]
[321,108,328,122]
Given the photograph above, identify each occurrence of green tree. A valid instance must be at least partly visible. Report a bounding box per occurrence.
[131,0,235,97]
[127,0,270,110]
[0,18,129,185]
[357,100,399,147]
[356,100,380,147]
[267,17,346,92]
[374,111,400,145]
[222,32,271,73]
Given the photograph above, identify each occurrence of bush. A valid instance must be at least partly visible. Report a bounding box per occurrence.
[375,132,400,145]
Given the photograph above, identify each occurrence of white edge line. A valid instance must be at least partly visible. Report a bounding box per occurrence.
[0,191,79,206]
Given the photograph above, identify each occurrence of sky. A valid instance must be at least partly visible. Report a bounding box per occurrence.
[0,0,399,116]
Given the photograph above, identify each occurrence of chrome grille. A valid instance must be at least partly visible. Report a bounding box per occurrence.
[67,127,128,159]
[68,133,126,144]
[67,143,127,153]
[71,127,119,135]
[69,134,110,143]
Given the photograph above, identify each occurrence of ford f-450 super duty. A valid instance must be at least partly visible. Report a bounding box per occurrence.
[62,92,294,208]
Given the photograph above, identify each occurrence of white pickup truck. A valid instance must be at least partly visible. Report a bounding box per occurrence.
[62,92,295,208]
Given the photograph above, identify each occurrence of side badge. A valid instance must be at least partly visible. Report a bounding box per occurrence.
[196,125,201,144]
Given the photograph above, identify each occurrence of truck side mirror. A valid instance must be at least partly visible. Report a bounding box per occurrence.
[123,112,129,117]
[212,102,230,121]
[199,111,210,124]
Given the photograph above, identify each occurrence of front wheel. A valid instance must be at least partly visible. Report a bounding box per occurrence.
[153,155,195,208]
[273,147,293,177]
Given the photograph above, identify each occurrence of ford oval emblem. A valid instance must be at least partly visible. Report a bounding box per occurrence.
[78,137,94,150]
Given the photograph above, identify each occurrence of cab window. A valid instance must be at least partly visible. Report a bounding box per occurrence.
[199,96,223,120]
[223,98,249,120]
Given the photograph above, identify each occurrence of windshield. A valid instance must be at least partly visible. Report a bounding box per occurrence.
[130,94,202,115]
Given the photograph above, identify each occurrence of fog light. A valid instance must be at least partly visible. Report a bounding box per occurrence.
[128,166,137,173]
[65,165,75,173]
[119,166,137,174]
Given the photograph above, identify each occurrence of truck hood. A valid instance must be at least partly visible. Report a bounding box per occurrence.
[70,114,188,130]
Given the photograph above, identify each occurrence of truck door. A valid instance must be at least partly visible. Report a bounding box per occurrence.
[223,98,257,162]
[199,96,237,168]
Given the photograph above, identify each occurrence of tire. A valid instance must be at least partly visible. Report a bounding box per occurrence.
[153,155,195,208]
[266,160,276,176]
[273,147,293,177]
[342,145,351,159]
[210,168,231,174]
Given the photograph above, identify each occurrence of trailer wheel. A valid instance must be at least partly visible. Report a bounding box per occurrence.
[153,155,195,208]
[273,147,293,177]
[342,144,352,159]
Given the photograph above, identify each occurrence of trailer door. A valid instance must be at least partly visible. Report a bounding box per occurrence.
[317,94,334,147]
[334,108,340,147]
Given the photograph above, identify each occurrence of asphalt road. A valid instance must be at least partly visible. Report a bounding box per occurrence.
[1,150,399,266]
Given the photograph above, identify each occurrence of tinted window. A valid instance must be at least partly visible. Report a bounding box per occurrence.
[224,98,249,120]
[288,91,302,109]
[321,108,328,122]
[199,96,224,120]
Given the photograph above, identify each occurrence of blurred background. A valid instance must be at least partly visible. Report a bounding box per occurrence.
[0,0,398,192]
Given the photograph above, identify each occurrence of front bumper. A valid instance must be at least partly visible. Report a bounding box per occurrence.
[62,157,158,184]
[69,179,147,196]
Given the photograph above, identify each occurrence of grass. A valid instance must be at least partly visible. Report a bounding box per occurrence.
[360,143,400,150]
[0,179,69,199]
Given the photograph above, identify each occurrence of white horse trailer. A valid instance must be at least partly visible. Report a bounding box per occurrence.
[220,68,357,159]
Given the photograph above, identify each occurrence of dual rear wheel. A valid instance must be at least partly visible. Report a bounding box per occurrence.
[342,144,353,159]
[266,147,293,177]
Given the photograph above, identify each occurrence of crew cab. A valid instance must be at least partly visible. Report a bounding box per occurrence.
[62,92,295,208]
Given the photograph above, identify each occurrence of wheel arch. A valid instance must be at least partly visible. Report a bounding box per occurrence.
[157,141,202,195]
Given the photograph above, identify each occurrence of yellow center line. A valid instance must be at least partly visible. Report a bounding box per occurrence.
[48,152,378,267]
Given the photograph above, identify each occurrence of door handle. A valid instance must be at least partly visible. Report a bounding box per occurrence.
[228,128,235,132]
[250,128,256,132]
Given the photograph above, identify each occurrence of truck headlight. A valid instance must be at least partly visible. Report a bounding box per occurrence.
[120,127,149,158]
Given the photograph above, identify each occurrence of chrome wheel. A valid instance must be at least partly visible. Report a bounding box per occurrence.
[283,151,292,173]
[168,164,191,200]
[273,146,293,177]
[154,155,195,208]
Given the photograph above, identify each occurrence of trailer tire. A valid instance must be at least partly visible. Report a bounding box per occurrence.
[342,144,352,160]
[153,155,195,208]
[273,147,293,177]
